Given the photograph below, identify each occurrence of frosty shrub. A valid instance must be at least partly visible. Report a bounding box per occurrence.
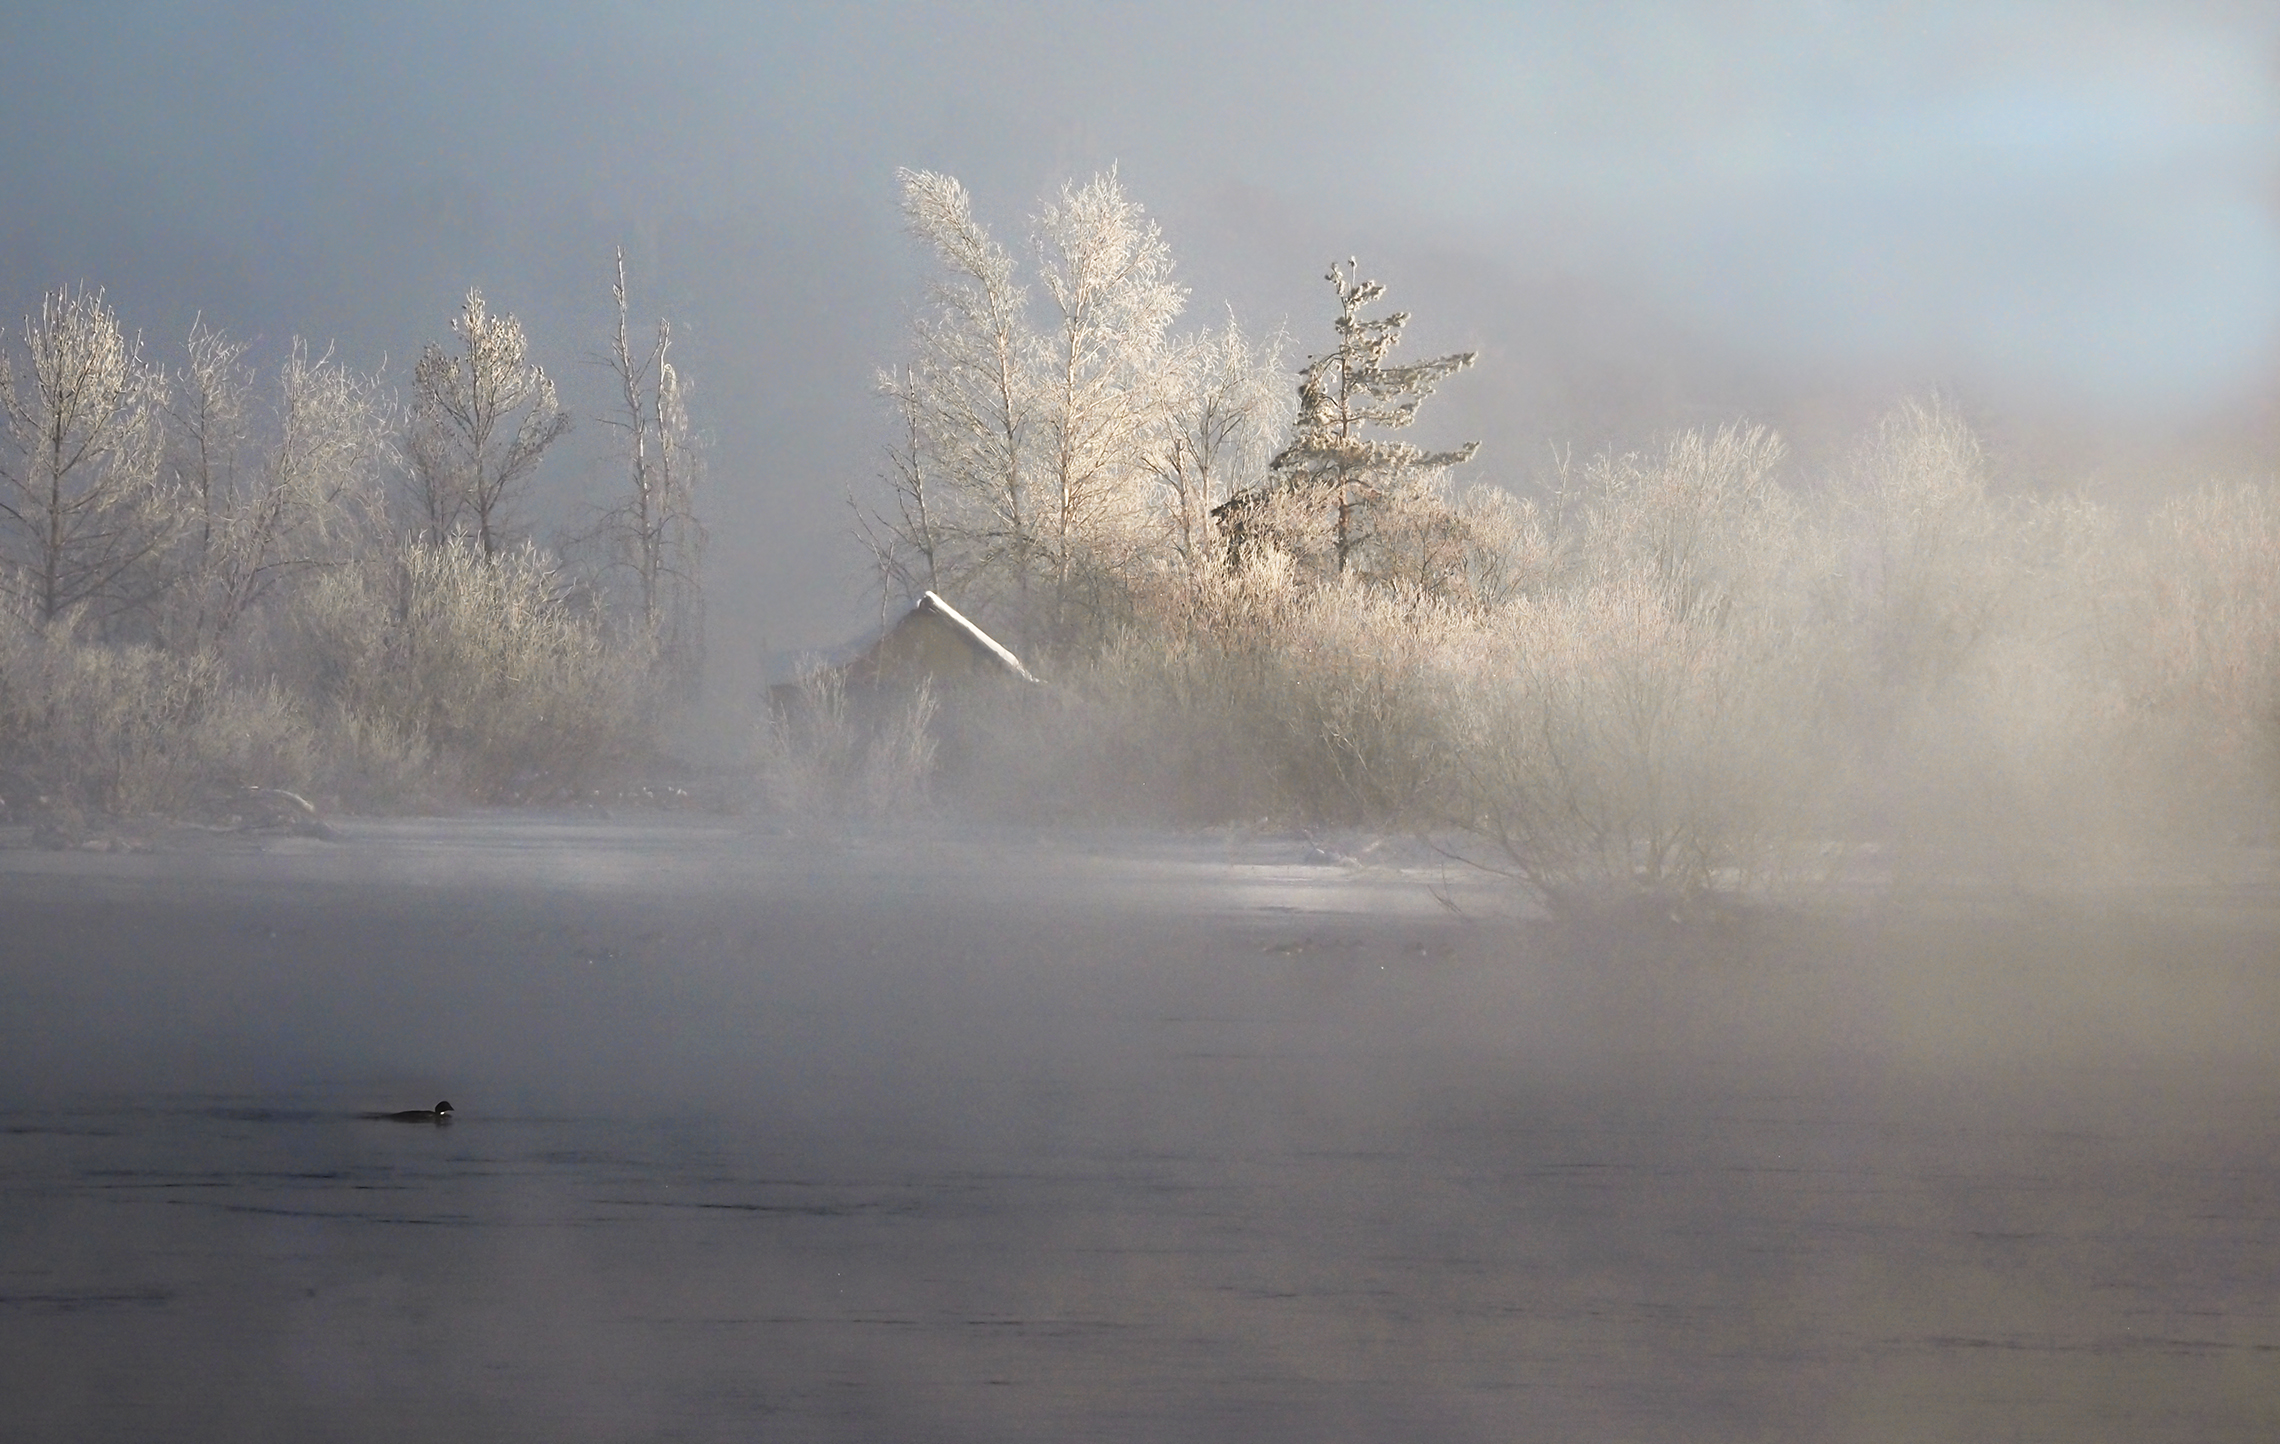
[0,280,705,824]
[1250,583,1457,822]
[754,666,937,825]
[936,433,1814,855]
[937,550,1466,827]
[300,698,444,811]
[1405,425,1828,908]
[894,400,2280,901]
[2097,480,2280,837]
[1448,483,1559,611]
[1437,563,1826,908]
[0,608,317,818]
[288,537,652,803]
[962,562,1298,824]
[1567,424,1810,622]
[1828,399,2021,719]
[1812,401,2137,881]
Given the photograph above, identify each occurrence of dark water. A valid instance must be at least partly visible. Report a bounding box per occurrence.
[4,822,2278,1441]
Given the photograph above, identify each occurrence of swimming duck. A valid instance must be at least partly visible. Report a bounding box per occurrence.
[364,1101,453,1123]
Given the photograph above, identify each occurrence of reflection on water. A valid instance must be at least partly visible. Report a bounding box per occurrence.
[3,824,2278,1441]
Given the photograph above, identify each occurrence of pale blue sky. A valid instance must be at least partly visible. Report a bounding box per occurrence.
[2,0,2274,648]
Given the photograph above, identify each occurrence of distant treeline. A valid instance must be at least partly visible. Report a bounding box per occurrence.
[0,257,702,829]
[8,171,2276,913]
[763,169,2280,910]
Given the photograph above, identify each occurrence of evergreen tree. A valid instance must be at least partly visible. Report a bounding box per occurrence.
[1256,261,1478,575]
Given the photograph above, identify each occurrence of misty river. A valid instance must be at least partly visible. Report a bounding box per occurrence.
[4,817,2277,1441]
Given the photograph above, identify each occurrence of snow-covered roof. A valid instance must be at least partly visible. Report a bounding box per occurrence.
[761,591,1040,690]
[912,591,1040,684]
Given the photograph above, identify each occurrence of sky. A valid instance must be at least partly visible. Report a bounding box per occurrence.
[2,0,2276,674]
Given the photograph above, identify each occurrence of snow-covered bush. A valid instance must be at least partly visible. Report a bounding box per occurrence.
[287,537,653,803]
[754,667,937,825]
[0,608,318,818]
[930,401,2280,906]
[1425,426,1833,907]
[1432,563,1827,908]
[2094,480,2280,839]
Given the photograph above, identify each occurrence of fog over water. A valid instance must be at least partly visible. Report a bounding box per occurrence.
[7,821,2280,1439]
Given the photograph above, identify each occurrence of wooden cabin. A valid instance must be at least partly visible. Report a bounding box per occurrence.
[768,591,1038,719]
[844,591,1040,692]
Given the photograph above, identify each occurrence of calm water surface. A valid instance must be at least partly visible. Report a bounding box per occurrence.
[3,821,2277,1441]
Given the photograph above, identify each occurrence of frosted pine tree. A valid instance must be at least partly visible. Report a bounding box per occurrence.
[1245,261,1478,577]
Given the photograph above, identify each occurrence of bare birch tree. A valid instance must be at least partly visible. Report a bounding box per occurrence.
[1142,320,1289,574]
[870,167,1252,646]
[592,249,704,691]
[166,320,254,622]
[407,289,571,558]
[162,330,390,655]
[871,169,1035,617]
[1028,168,1185,638]
[860,361,947,607]
[0,287,174,627]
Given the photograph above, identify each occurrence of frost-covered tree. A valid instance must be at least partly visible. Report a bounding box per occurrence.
[590,249,704,691]
[1028,169,1185,635]
[161,327,390,655]
[872,168,1227,646]
[166,320,253,604]
[1242,261,1478,577]
[0,287,174,626]
[407,289,571,558]
[1142,320,1289,575]
[870,169,1031,613]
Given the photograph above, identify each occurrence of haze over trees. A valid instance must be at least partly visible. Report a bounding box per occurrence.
[798,167,2280,910]
[865,167,1288,651]
[2,163,2276,913]
[0,262,704,823]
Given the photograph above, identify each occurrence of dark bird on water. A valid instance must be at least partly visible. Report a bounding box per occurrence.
[364,1101,453,1123]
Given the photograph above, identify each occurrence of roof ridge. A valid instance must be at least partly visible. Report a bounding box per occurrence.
[917,591,1040,683]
